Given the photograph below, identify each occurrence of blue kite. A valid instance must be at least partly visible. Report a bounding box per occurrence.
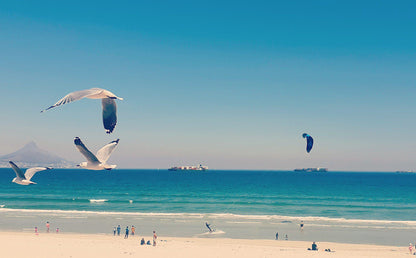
[302,133,314,153]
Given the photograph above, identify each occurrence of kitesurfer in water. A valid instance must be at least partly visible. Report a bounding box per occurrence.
[205,222,213,232]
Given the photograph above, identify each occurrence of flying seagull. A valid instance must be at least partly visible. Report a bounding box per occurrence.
[74,137,119,170]
[41,88,124,134]
[9,161,52,185]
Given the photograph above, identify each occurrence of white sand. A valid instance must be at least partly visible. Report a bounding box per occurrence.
[0,231,410,258]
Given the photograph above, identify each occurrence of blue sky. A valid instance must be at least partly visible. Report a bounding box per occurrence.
[0,1,415,170]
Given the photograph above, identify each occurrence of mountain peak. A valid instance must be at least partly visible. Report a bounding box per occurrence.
[23,141,38,150]
[0,141,75,168]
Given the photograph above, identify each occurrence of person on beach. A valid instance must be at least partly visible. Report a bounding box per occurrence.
[153,231,157,246]
[140,238,145,245]
[46,221,50,233]
[205,222,213,232]
[56,228,59,233]
[113,227,116,236]
[131,225,135,236]
[275,232,278,240]
[300,221,304,231]
[284,234,288,240]
[308,241,318,251]
[124,226,129,239]
[35,227,38,235]
[117,225,121,236]
[409,243,413,254]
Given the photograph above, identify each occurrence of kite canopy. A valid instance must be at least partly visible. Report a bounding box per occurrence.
[302,133,314,153]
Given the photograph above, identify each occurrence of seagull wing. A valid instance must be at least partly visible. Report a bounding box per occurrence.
[96,139,119,164]
[102,98,117,134]
[9,161,26,180]
[74,137,100,163]
[25,167,51,181]
[41,88,104,112]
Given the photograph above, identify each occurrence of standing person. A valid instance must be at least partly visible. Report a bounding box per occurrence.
[34,227,38,235]
[153,231,157,246]
[56,228,59,233]
[275,232,278,240]
[300,221,304,231]
[117,225,121,236]
[46,222,50,233]
[124,226,129,239]
[113,227,116,236]
[131,225,135,236]
[409,243,413,255]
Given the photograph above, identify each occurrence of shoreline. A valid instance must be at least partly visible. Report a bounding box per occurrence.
[1,207,415,246]
[2,207,416,226]
[0,231,410,258]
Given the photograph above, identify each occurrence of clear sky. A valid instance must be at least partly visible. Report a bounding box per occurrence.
[0,1,415,171]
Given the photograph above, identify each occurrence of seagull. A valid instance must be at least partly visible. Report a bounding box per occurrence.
[9,161,52,185]
[74,137,119,170]
[41,88,124,134]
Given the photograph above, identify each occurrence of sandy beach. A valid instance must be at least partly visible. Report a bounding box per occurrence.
[0,231,410,258]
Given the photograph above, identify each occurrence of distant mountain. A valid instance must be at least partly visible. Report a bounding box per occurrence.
[0,141,76,168]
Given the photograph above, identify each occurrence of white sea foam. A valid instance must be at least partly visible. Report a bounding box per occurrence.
[6,215,36,218]
[0,205,5,208]
[60,216,88,219]
[0,208,416,227]
[303,223,416,230]
[225,221,261,224]
[195,230,226,236]
[89,199,108,203]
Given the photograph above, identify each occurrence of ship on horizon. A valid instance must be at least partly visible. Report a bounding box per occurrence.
[168,164,208,171]
[294,168,328,172]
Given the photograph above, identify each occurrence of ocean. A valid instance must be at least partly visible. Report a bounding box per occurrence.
[0,169,415,245]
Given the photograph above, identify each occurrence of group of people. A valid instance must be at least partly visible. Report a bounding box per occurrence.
[408,243,416,255]
[140,231,158,246]
[112,225,158,246]
[274,221,333,252]
[34,221,59,235]
[274,232,288,240]
[113,225,136,238]
[274,221,305,241]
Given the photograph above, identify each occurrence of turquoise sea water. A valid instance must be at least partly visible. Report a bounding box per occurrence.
[1,169,415,220]
[0,169,415,245]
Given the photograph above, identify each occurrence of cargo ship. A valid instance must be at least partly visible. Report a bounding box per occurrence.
[168,164,208,171]
[294,168,328,172]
